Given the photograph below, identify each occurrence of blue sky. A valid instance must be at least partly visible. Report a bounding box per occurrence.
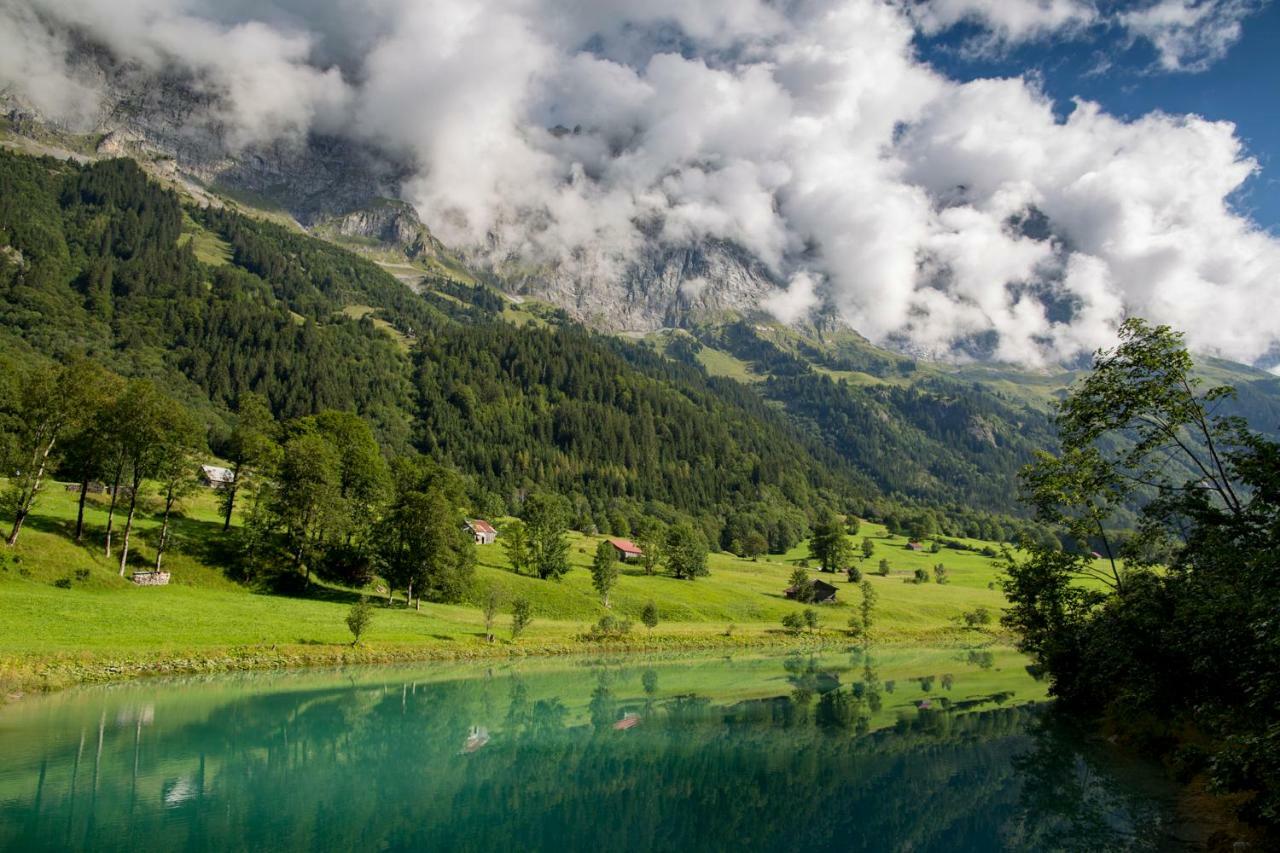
[918,0,1280,233]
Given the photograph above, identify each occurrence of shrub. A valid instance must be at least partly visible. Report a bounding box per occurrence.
[788,567,815,603]
[803,608,819,633]
[346,597,374,646]
[877,558,890,576]
[913,567,930,584]
[584,614,633,640]
[781,612,805,635]
[846,565,862,583]
[53,577,72,589]
[962,607,993,627]
[641,600,659,634]
[511,597,533,639]
[933,564,949,584]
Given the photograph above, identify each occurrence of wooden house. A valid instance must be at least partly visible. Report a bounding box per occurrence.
[465,519,498,545]
[608,538,644,562]
[785,579,839,603]
[199,464,235,490]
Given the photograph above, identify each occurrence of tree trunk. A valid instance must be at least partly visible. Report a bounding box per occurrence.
[222,480,237,532]
[104,458,124,557]
[118,485,139,577]
[5,437,56,546]
[5,512,25,547]
[75,475,90,542]
[155,485,175,571]
[406,581,413,608]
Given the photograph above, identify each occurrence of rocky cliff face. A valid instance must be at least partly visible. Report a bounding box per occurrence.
[479,237,780,332]
[1,47,776,332]
[311,201,447,261]
[1,51,403,225]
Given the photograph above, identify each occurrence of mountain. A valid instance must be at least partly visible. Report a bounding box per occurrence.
[0,143,1088,551]
[0,44,780,333]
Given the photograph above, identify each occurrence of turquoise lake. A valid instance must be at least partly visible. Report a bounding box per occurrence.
[0,647,1191,851]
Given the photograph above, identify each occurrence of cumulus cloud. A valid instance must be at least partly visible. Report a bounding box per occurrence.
[907,0,1100,45]
[1119,0,1262,72]
[0,0,1277,367]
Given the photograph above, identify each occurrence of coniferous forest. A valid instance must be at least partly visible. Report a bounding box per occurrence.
[0,148,1055,551]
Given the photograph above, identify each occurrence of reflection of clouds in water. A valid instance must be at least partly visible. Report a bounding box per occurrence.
[162,775,197,807]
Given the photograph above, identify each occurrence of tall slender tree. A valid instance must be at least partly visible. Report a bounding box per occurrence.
[522,492,571,581]
[220,392,278,532]
[591,540,618,607]
[60,366,125,543]
[3,362,95,546]
[152,407,204,571]
[110,380,176,575]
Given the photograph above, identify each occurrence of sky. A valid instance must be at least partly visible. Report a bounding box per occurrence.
[1,0,1278,370]
[918,0,1280,233]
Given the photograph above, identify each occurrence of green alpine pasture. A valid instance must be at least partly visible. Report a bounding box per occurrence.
[0,481,1025,697]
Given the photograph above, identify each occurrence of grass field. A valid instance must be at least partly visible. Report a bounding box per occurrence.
[0,481,1031,698]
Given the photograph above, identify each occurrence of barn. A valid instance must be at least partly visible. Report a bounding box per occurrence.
[465,519,498,545]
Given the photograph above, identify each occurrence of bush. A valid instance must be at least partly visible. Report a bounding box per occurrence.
[53,577,72,589]
[788,567,815,603]
[912,567,930,584]
[933,564,949,584]
[641,600,659,633]
[511,597,533,639]
[346,597,374,645]
[584,614,633,640]
[877,558,890,576]
[846,565,862,583]
[962,606,993,627]
[803,608,819,633]
[781,612,805,635]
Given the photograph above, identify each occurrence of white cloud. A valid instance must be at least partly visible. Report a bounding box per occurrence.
[906,0,1099,44]
[762,272,822,324]
[1119,0,1261,72]
[1,0,1277,367]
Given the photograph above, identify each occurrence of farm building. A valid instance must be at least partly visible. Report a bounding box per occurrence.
[608,538,644,562]
[465,519,498,545]
[199,464,235,490]
[906,541,924,551]
[785,579,839,603]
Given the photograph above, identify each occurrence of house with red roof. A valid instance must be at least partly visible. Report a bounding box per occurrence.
[465,519,498,545]
[608,538,644,562]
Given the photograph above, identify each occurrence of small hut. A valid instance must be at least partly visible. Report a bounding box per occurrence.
[785,579,839,603]
[464,519,498,545]
[607,538,644,562]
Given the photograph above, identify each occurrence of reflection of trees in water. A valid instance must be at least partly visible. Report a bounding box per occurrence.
[1006,713,1184,852]
[0,659,1179,853]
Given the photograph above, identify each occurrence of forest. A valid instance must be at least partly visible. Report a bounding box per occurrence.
[0,148,1056,553]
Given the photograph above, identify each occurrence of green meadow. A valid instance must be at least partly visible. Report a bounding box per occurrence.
[0,481,1033,698]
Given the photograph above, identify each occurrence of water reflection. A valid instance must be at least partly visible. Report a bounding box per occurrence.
[0,647,1188,852]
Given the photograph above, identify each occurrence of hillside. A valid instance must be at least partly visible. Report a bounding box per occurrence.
[1,146,1079,551]
[0,481,1022,697]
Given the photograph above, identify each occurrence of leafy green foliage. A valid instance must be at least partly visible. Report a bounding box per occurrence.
[664,522,709,580]
[522,493,571,581]
[809,511,852,573]
[345,597,374,645]
[1006,319,1280,829]
[510,597,532,639]
[640,600,659,633]
[590,540,618,606]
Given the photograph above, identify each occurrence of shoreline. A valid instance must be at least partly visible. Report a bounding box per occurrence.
[1,627,1005,704]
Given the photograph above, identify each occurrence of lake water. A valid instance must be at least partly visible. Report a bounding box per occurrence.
[0,646,1192,851]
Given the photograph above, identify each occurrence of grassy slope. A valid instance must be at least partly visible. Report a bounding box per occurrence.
[0,485,1025,697]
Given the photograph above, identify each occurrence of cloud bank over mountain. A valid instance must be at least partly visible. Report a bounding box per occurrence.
[2,0,1276,367]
